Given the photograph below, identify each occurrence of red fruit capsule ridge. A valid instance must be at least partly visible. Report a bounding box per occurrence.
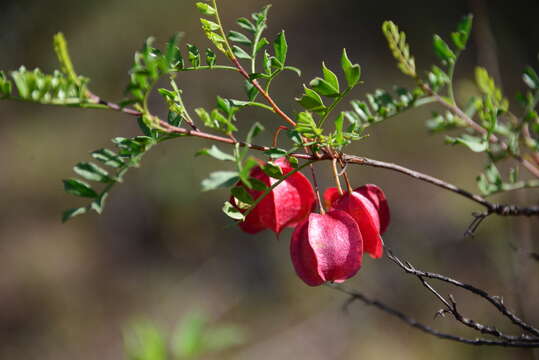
[290,210,363,286]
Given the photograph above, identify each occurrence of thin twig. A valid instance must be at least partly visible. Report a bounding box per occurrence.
[421,83,539,179]
[412,267,537,342]
[330,283,539,347]
[386,250,539,337]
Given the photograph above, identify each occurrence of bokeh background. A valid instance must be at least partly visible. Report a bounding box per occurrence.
[1,0,538,359]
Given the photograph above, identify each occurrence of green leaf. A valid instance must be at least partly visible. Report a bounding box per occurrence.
[53,33,79,84]
[201,171,240,191]
[273,31,288,68]
[187,44,201,67]
[283,66,301,77]
[309,77,339,97]
[382,21,416,77]
[91,193,109,214]
[264,148,288,159]
[475,67,508,111]
[523,67,539,90]
[239,157,260,188]
[222,201,245,221]
[206,48,216,67]
[231,186,254,205]
[246,122,264,144]
[451,14,473,51]
[232,45,251,60]
[200,18,221,32]
[296,86,326,114]
[244,80,257,101]
[322,62,340,94]
[446,134,488,152]
[196,145,235,161]
[91,149,124,168]
[341,49,361,88]
[295,112,323,137]
[62,207,87,223]
[433,35,456,64]
[255,37,269,54]
[196,2,216,15]
[63,179,97,198]
[237,18,256,33]
[166,33,183,68]
[73,162,113,183]
[125,322,167,360]
[228,31,251,45]
[262,161,284,179]
[334,112,345,146]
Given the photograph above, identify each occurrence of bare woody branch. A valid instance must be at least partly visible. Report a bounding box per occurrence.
[386,250,539,338]
[331,283,539,348]
[329,249,539,348]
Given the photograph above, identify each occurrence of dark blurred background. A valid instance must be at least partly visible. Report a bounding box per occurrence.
[1,0,538,359]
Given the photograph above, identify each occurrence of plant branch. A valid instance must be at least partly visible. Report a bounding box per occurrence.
[386,250,539,337]
[229,57,296,127]
[328,249,539,347]
[421,83,539,179]
[330,283,539,347]
[80,95,539,220]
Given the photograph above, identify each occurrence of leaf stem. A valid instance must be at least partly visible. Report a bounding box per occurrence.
[332,158,343,196]
[318,87,352,128]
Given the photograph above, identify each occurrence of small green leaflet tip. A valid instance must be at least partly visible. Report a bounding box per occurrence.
[196,2,216,16]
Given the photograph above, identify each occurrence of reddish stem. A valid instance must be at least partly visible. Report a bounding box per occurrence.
[272,125,289,148]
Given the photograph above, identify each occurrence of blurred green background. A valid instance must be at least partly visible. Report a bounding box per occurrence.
[1,0,538,359]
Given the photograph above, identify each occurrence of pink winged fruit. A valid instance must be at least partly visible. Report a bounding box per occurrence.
[235,158,315,234]
[290,210,364,286]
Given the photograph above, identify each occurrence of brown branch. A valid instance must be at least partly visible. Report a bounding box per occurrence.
[331,284,539,347]
[86,96,539,220]
[329,249,539,347]
[386,250,539,337]
[229,57,296,127]
[412,266,537,343]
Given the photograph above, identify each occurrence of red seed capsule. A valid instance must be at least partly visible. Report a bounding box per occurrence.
[323,185,388,259]
[236,158,315,234]
[290,210,363,286]
[355,184,390,235]
[332,191,383,258]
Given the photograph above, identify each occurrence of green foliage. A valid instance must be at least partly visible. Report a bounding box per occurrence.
[1,1,538,223]
[433,35,456,65]
[426,109,467,132]
[382,21,416,77]
[345,87,423,130]
[125,323,167,360]
[446,134,489,153]
[426,65,451,92]
[0,71,12,98]
[53,33,80,84]
[341,49,361,88]
[451,15,473,51]
[295,111,323,138]
[62,136,157,222]
[194,96,241,135]
[124,312,244,360]
[10,66,89,105]
[294,49,363,148]
[475,163,539,196]
[126,35,181,105]
[201,171,240,191]
[196,2,227,53]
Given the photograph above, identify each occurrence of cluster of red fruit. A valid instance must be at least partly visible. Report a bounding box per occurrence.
[234,158,390,286]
